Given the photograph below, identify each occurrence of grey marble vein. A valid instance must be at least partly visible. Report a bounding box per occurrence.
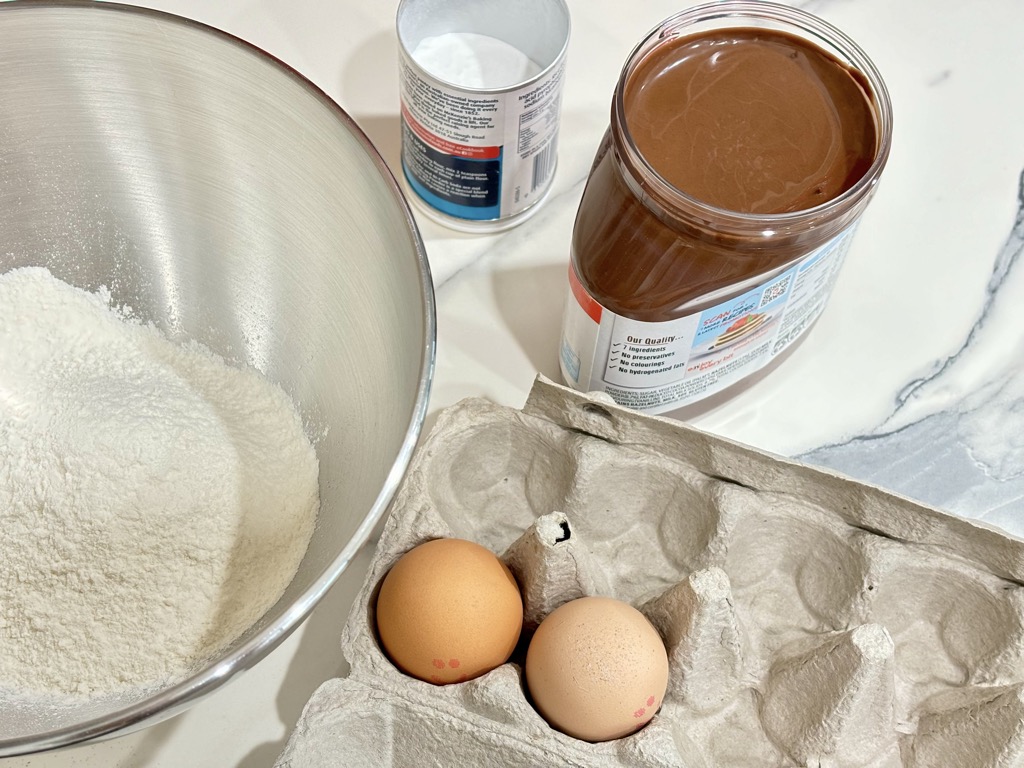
[802,169,1024,533]
[895,170,1024,412]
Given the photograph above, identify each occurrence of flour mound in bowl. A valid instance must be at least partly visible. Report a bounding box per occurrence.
[0,267,320,699]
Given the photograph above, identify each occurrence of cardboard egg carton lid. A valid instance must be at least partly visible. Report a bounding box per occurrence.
[276,376,1024,768]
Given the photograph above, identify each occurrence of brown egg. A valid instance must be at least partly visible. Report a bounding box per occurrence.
[375,537,523,684]
[525,596,669,742]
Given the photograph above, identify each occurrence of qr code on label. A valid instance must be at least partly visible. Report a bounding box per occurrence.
[759,276,791,308]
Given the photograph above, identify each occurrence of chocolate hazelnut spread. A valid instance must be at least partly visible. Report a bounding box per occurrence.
[625,29,876,216]
[558,2,892,415]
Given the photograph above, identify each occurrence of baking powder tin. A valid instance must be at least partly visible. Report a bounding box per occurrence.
[396,0,570,233]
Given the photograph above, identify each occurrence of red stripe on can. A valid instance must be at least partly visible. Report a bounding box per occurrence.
[401,106,501,160]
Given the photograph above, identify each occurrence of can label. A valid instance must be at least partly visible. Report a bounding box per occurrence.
[559,227,856,413]
[398,53,565,223]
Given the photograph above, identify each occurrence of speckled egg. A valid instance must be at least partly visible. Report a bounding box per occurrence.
[525,595,669,741]
[375,537,523,684]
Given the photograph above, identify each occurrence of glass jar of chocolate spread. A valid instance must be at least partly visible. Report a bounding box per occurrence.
[558,1,892,416]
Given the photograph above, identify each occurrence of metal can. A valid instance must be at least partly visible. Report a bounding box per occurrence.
[396,0,570,233]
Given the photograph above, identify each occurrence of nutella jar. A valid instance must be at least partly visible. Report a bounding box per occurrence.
[558,1,892,416]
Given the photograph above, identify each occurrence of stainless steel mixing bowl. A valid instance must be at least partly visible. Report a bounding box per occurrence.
[0,0,435,755]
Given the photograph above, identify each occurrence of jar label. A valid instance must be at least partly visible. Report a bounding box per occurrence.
[558,227,855,413]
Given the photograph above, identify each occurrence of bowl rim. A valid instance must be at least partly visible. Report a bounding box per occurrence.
[0,0,436,756]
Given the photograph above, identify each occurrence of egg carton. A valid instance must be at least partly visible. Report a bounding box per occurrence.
[276,376,1024,767]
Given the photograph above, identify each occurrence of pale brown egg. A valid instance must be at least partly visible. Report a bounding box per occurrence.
[375,537,523,684]
[525,596,669,741]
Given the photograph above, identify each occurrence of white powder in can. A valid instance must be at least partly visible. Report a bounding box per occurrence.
[0,267,320,699]
[412,32,542,89]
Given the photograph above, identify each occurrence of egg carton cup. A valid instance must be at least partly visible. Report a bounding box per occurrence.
[277,376,1024,767]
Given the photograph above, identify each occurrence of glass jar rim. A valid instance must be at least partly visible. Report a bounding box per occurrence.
[611,0,894,231]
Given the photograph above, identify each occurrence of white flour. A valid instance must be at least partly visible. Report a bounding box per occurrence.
[412,32,541,89]
[0,267,319,699]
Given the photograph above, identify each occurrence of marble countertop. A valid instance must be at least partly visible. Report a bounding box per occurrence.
[8,0,1024,765]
